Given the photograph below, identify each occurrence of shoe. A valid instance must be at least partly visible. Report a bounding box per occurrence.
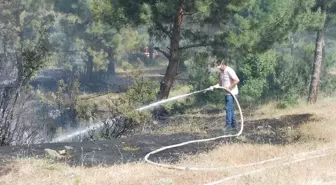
[223,126,237,135]
[222,126,231,134]
[230,127,238,134]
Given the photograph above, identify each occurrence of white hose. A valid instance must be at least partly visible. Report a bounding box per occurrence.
[144,86,244,171]
[204,152,332,185]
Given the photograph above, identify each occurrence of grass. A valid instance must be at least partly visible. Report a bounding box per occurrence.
[168,85,191,98]
[78,92,121,102]
[115,65,166,74]
[1,98,336,185]
[329,68,336,76]
[253,96,336,119]
[76,92,122,114]
[122,146,141,152]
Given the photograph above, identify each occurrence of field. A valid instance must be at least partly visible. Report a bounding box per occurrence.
[1,97,336,185]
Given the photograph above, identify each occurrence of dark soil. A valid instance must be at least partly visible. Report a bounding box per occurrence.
[0,113,314,167]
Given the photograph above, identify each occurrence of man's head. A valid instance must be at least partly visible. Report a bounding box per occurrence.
[217,60,226,71]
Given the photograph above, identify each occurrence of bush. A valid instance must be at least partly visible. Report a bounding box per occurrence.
[277,88,300,109]
[76,72,159,139]
[264,43,314,106]
[238,50,277,102]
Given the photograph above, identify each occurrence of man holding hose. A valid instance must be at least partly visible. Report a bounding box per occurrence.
[210,60,240,133]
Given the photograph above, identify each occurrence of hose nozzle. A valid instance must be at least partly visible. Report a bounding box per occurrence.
[204,84,221,93]
[212,84,220,89]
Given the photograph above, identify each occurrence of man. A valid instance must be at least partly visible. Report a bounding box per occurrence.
[211,60,240,133]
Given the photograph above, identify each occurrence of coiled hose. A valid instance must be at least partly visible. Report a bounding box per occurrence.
[144,86,244,171]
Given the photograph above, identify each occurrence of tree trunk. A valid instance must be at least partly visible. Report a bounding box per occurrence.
[0,11,23,145]
[86,53,94,82]
[149,44,154,61]
[149,33,154,61]
[308,1,326,104]
[107,50,115,76]
[290,35,294,56]
[158,7,183,100]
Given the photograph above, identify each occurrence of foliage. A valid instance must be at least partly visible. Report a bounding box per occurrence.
[186,53,224,105]
[92,0,262,99]
[38,79,80,128]
[0,0,55,145]
[2,0,336,144]
[320,51,336,96]
[51,0,148,82]
[264,43,313,107]
[76,72,158,134]
[238,50,277,101]
[186,28,336,109]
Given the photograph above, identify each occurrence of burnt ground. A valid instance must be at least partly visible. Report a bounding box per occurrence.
[0,113,315,169]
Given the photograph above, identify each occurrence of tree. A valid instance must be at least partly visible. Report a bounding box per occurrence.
[308,0,336,104]
[0,0,54,145]
[53,0,147,83]
[93,0,318,100]
[92,0,260,99]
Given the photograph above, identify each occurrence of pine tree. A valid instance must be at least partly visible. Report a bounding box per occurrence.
[92,0,259,99]
[93,0,317,100]
[53,0,147,81]
[308,0,336,104]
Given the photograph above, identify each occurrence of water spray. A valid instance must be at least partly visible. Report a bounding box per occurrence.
[50,121,105,143]
[50,85,217,143]
[136,88,213,112]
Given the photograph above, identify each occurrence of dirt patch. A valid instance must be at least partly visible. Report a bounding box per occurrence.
[237,113,315,144]
[0,114,315,167]
[0,160,11,177]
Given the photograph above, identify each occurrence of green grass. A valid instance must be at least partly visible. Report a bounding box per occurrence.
[78,92,121,101]
[122,146,141,152]
[169,85,191,98]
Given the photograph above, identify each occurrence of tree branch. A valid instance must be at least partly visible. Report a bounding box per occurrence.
[154,23,172,39]
[179,43,211,50]
[179,41,228,50]
[154,47,170,59]
[183,12,195,16]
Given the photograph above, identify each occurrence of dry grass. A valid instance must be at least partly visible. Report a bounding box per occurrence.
[328,69,336,76]
[78,92,122,109]
[2,98,336,185]
[254,96,336,119]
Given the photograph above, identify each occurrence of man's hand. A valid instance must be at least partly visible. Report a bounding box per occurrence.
[208,84,220,91]
[223,87,231,92]
[213,84,220,89]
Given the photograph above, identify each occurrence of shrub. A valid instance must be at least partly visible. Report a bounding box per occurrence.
[238,50,277,102]
[77,72,159,139]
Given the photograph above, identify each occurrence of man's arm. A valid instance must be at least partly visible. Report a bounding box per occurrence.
[228,69,240,90]
[229,79,239,90]
[218,73,222,86]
